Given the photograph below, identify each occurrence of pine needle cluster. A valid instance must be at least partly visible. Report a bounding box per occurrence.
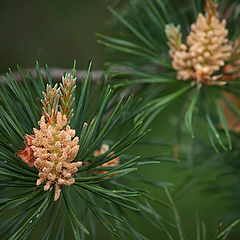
[98,0,240,151]
[0,63,169,239]
[1,0,240,239]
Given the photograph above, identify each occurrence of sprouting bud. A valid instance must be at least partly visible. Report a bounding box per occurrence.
[60,73,77,124]
[41,84,60,125]
[165,24,183,51]
[205,0,218,22]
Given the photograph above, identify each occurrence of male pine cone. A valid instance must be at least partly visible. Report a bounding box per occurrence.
[32,112,82,201]
[187,11,232,83]
[166,0,232,84]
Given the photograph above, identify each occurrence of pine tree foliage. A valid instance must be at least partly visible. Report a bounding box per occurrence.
[1,0,240,239]
[213,133,240,219]
[98,0,240,151]
[181,130,240,221]
[1,62,237,239]
[0,62,173,239]
[163,187,240,240]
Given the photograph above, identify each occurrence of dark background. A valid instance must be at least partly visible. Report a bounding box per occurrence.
[0,1,238,239]
[0,1,111,73]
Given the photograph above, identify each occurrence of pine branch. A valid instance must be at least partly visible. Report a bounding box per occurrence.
[0,62,166,239]
[0,67,103,84]
[98,0,240,151]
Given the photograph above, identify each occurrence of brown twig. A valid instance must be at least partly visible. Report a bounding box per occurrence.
[0,67,103,84]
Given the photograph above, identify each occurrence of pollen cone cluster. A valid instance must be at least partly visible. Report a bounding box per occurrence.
[17,73,81,201]
[187,12,231,83]
[32,112,82,201]
[166,25,194,80]
[166,0,232,84]
[94,144,120,178]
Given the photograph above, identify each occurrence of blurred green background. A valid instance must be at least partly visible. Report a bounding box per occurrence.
[0,0,111,73]
[0,0,239,239]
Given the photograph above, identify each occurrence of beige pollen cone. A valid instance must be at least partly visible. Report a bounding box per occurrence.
[31,112,82,201]
[187,12,232,83]
[166,24,194,80]
[166,0,233,84]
